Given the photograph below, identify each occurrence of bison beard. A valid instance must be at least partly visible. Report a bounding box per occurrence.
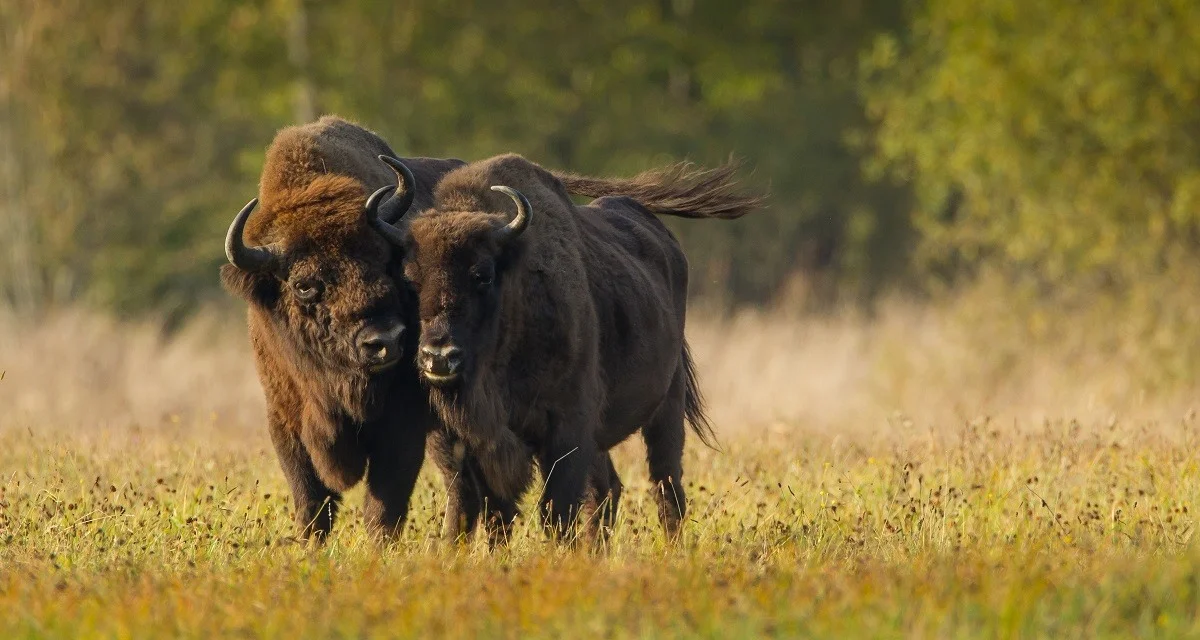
[378,152,763,541]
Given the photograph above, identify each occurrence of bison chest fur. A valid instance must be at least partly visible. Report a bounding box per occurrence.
[251,312,375,491]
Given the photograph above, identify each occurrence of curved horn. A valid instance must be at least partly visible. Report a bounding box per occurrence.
[363,183,396,219]
[364,183,412,248]
[224,198,282,272]
[364,184,409,246]
[490,185,532,244]
[377,155,417,223]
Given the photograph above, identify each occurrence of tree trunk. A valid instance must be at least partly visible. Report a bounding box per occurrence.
[288,0,317,124]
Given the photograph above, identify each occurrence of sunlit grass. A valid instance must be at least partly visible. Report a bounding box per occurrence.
[3,417,1200,638]
[5,300,1200,636]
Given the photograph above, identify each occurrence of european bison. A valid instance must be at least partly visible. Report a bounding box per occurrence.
[220,116,464,540]
[367,153,763,540]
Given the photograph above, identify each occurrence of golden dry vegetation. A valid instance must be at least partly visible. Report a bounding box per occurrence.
[3,297,1200,638]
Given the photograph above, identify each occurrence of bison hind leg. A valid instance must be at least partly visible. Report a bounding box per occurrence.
[642,368,688,541]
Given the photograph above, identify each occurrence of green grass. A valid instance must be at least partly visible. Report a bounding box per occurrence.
[3,419,1200,638]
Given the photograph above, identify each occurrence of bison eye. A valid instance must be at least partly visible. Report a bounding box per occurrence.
[294,279,323,302]
[472,267,494,291]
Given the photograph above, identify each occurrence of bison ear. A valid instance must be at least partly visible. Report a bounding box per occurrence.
[220,264,280,307]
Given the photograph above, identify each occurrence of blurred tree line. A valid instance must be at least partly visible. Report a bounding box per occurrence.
[865,0,1200,295]
[2,0,1198,318]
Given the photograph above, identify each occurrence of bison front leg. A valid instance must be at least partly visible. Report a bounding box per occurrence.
[267,413,340,541]
[428,429,478,541]
[444,463,521,546]
[430,430,520,545]
[581,452,623,547]
[537,415,598,542]
[362,422,427,540]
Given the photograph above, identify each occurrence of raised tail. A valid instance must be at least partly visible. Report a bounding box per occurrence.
[681,341,718,450]
[553,159,765,220]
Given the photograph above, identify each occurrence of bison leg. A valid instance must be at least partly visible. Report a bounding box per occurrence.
[581,452,623,547]
[430,430,521,545]
[643,373,688,540]
[268,414,340,541]
[430,429,483,541]
[478,490,520,547]
[604,455,624,531]
[428,429,475,541]
[536,422,597,542]
[362,422,427,541]
[461,461,522,548]
[458,459,522,548]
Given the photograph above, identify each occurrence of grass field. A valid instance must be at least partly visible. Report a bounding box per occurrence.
[4,306,1200,638]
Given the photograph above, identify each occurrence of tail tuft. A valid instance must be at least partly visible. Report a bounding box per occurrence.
[554,158,765,220]
[681,341,718,450]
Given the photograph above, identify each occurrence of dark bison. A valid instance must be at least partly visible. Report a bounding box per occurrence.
[220,116,465,540]
[366,153,762,540]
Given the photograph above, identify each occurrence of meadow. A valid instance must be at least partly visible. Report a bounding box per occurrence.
[3,299,1200,638]
[4,1,1197,636]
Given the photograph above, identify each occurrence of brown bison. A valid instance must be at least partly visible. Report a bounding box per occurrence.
[366,153,762,539]
[220,116,465,540]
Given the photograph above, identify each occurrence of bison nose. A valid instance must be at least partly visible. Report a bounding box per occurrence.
[359,324,404,371]
[419,344,463,380]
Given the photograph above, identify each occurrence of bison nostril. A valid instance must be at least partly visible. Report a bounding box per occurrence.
[418,345,440,368]
[420,344,463,377]
[362,338,385,353]
[359,330,400,363]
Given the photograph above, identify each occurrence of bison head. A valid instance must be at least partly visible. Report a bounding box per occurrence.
[220,170,417,382]
[370,162,531,388]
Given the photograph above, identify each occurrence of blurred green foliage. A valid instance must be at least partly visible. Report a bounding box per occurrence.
[3,0,1195,317]
[0,0,909,315]
[866,0,1200,290]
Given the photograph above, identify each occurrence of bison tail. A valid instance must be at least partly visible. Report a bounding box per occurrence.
[553,159,765,220]
[682,341,719,450]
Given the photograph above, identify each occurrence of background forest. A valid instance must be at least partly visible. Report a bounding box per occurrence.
[3,0,1200,401]
[4,0,1193,316]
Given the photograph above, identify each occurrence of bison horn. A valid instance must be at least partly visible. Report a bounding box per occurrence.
[376,155,417,224]
[364,184,409,246]
[364,183,396,212]
[224,198,283,272]
[490,186,531,244]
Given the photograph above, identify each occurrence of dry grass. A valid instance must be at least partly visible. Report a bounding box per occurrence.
[5,294,1195,438]
[3,298,1200,637]
[0,308,263,432]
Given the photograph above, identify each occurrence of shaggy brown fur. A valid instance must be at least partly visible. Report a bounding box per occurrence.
[394,153,763,540]
[220,116,464,540]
